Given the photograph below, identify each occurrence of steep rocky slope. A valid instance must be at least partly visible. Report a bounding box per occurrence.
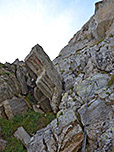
[0,0,114,152]
[28,0,114,151]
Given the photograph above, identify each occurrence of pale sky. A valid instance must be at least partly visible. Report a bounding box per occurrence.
[0,0,99,63]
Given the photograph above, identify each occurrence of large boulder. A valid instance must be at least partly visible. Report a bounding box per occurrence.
[14,127,30,148]
[78,99,113,151]
[75,73,109,101]
[2,97,28,119]
[25,44,62,113]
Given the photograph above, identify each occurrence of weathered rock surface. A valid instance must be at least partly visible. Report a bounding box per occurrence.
[25,44,62,113]
[0,138,7,151]
[14,127,31,148]
[0,0,114,151]
[51,0,114,151]
[2,97,28,119]
[0,60,28,103]
[27,109,83,152]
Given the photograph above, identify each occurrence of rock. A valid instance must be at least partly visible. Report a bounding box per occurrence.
[0,61,30,104]
[16,64,28,95]
[0,139,7,152]
[25,44,62,113]
[59,92,82,111]
[0,0,114,151]
[28,125,57,152]
[34,87,52,112]
[78,99,113,151]
[109,92,114,101]
[94,46,114,71]
[28,109,83,152]
[3,97,28,119]
[14,126,30,148]
[76,73,109,101]
[78,99,111,126]
[33,105,44,113]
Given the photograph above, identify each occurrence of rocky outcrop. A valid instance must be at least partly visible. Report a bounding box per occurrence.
[25,44,62,113]
[78,99,113,151]
[51,0,114,151]
[0,60,28,103]
[2,97,28,119]
[0,0,114,151]
[27,109,83,152]
[53,0,114,90]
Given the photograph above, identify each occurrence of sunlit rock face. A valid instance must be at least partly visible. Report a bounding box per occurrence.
[25,44,62,113]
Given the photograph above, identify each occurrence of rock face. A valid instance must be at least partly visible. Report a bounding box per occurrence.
[51,0,114,151]
[0,0,114,152]
[0,60,28,104]
[14,127,31,148]
[27,109,83,152]
[2,97,28,119]
[25,44,62,113]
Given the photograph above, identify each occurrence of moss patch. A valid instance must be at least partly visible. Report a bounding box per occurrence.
[69,86,74,91]
[25,93,37,107]
[0,109,56,152]
[109,34,113,38]
[0,71,10,76]
[61,69,65,74]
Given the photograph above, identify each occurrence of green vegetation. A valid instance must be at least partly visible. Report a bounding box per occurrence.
[61,69,65,74]
[0,71,10,76]
[90,38,104,47]
[0,109,56,152]
[57,111,63,118]
[73,98,77,102]
[107,73,114,87]
[109,34,113,38]
[69,86,74,91]
[101,71,107,74]
[25,93,37,107]
[69,67,72,71]
[76,112,83,129]
[106,92,110,95]
[108,80,113,87]
[0,62,6,68]
[3,138,27,152]
[111,73,114,83]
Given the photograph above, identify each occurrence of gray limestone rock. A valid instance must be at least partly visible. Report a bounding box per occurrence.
[14,127,31,148]
[16,65,28,95]
[76,73,109,101]
[28,109,83,152]
[25,44,62,113]
[78,99,113,151]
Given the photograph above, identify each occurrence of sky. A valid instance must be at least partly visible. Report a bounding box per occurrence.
[0,0,99,63]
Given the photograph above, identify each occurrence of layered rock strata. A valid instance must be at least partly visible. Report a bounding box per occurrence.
[25,44,62,113]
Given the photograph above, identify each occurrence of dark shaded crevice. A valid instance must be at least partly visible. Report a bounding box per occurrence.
[43,138,48,152]
[75,111,87,152]
[81,127,87,152]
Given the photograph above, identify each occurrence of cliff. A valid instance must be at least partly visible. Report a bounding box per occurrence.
[0,0,114,151]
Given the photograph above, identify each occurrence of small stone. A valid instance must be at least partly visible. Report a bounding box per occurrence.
[14,127,30,148]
